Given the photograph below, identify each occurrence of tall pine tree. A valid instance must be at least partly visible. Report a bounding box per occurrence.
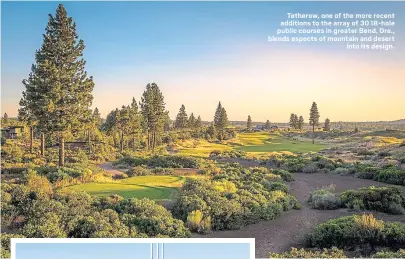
[195,115,202,129]
[265,120,271,130]
[324,118,331,131]
[188,113,196,128]
[3,113,9,124]
[140,82,166,151]
[18,92,37,154]
[93,107,102,128]
[289,114,296,129]
[214,102,223,128]
[174,104,188,129]
[309,102,320,144]
[21,4,94,166]
[218,107,229,140]
[129,97,141,151]
[247,115,252,131]
[298,116,304,131]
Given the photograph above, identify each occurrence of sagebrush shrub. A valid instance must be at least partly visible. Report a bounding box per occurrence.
[269,247,347,258]
[372,249,405,258]
[302,164,317,174]
[334,167,350,175]
[308,186,341,210]
[340,186,405,214]
[272,169,294,182]
[308,214,405,253]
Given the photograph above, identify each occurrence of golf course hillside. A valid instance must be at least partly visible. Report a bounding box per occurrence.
[176,132,328,157]
[236,132,327,154]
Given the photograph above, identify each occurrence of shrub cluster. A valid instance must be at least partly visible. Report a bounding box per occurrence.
[1,182,191,241]
[354,164,405,186]
[36,165,94,184]
[173,164,300,233]
[340,186,405,214]
[275,155,340,174]
[209,150,247,159]
[114,155,200,169]
[280,155,309,172]
[272,169,295,182]
[308,214,405,254]
[269,247,347,258]
[372,249,405,258]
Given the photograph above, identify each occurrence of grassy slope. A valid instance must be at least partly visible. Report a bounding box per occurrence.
[177,132,327,157]
[237,132,327,153]
[63,175,205,200]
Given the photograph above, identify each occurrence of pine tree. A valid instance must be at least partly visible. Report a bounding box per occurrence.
[207,123,216,139]
[289,113,297,129]
[214,102,223,128]
[21,4,95,166]
[293,114,299,129]
[18,93,37,154]
[324,118,331,131]
[298,116,304,131]
[129,98,141,151]
[247,115,252,131]
[140,82,166,152]
[163,111,171,132]
[195,116,202,129]
[3,113,9,124]
[309,102,320,144]
[174,104,188,129]
[265,120,271,130]
[217,107,229,139]
[93,107,102,128]
[188,113,196,128]
[219,108,228,128]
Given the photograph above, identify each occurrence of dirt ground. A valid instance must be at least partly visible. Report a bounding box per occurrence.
[199,172,405,258]
[98,162,125,176]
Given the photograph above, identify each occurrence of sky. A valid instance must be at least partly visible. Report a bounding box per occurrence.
[15,242,251,259]
[2,1,405,122]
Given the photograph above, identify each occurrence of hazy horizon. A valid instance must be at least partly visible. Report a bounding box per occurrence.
[2,1,405,122]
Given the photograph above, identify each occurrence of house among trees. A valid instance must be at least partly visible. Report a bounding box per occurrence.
[254,125,265,131]
[1,126,25,139]
[270,125,279,131]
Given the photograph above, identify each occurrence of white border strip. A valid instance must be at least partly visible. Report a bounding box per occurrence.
[11,238,255,259]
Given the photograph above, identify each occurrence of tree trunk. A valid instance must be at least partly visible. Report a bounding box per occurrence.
[312,125,315,144]
[133,134,136,152]
[40,132,45,157]
[88,130,92,154]
[146,132,150,151]
[59,134,65,167]
[152,132,156,152]
[120,130,124,152]
[30,126,34,154]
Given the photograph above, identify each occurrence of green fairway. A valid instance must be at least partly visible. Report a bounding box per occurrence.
[176,140,232,157]
[63,175,203,200]
[176,132,327,156]
[236,132,327,153]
